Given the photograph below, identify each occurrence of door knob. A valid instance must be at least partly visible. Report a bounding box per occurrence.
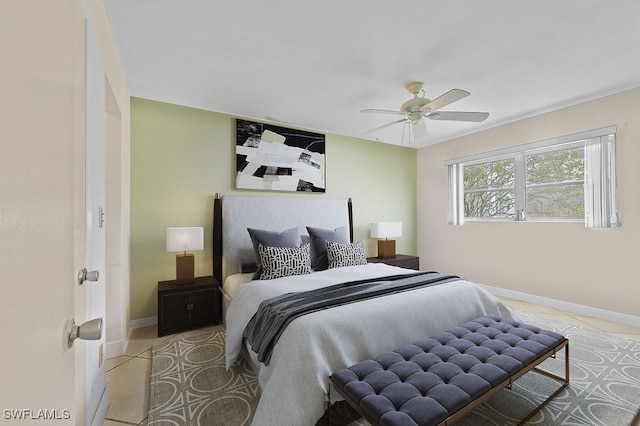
[63,318,103,349]
[78,268,99,285]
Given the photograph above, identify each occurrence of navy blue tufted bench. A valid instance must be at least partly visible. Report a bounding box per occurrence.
[327,315,569,426]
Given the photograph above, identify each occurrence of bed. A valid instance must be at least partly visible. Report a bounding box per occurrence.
[213,194,519,426]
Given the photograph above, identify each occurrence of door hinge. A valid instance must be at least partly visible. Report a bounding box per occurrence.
[98,207,105,228]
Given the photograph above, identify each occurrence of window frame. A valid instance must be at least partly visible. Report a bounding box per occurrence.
[445,126,618,227]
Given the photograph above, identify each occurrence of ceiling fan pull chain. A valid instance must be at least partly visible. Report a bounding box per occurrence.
[401,121,408,146]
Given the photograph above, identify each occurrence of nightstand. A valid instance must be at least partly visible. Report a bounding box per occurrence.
[157,275,221,336]
[367,254,420,270]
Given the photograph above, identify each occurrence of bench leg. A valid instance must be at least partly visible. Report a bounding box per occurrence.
[518,341,570,425]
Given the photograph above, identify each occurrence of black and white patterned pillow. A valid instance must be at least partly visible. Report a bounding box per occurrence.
[326,240,367,269]
[248,227,300,279]
[258,243,312,280]
[306,226,350,271]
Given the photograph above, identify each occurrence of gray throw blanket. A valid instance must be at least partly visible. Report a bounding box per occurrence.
[244,271,459,365]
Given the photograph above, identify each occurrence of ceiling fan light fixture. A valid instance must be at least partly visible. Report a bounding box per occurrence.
[408,111,424,123]
[361,82,488,140]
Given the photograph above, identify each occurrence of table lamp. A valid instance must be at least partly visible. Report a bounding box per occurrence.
[166,227,204,284]
[370,222,402,259]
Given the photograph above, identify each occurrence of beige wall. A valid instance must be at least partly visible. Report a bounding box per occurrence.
[130,98,417,321]
[417,87,640,321]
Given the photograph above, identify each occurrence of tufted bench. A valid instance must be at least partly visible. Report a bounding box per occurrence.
[327,315,569,426]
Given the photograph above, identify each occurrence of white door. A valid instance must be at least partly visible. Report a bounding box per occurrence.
[83,3,109,424]
[0,1,106,424]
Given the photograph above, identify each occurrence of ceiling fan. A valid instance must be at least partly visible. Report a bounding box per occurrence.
[361,82,489,141]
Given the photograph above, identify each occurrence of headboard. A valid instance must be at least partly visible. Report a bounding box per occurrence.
[212,194,353,284]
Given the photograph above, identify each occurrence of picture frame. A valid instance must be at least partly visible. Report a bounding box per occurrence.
[235,119,326,192]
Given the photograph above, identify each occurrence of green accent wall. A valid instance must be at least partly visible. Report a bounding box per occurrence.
[131,97,417,320]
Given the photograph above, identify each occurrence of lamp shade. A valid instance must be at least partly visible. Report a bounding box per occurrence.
[166,227,204,252]
[370,222,402,239]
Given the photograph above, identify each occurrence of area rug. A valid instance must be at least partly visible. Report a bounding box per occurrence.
[148,328,260,425]
[149,315,640,425]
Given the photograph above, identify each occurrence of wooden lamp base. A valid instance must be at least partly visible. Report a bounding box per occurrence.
[176,253,195,284]
[377,240,396,259]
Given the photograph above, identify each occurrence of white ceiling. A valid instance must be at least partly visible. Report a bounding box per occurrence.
[103,0,640,148]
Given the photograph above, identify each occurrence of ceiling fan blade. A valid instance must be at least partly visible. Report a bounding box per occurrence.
[411,120,428,140]
[422,89,470,112]
[361,118,406,135]
[427,111,489,122]
[361,108,407,116]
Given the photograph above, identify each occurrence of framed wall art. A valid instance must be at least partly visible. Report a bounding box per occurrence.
[235,119,326,192]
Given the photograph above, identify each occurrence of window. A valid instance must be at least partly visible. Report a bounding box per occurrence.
[446,126,618,228]
[463,158,515,219]
[524,145,584,219]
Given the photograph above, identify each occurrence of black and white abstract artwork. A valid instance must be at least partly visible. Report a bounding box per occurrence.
[235,119,326,192]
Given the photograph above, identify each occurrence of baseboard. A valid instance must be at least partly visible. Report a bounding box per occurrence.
[481,283,640,328]
[105,340,124,359]
[130,315,158,329]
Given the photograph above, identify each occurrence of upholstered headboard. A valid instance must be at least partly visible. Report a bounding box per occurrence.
[212,194,353,284]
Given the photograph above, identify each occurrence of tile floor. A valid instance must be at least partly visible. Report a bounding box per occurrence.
[103,298,640,425]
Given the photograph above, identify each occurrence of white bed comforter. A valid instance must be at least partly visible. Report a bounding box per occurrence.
[225,263,519,426]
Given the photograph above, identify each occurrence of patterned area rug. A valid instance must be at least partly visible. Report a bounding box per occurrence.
[148,329,260,425]
[149,315,640,425]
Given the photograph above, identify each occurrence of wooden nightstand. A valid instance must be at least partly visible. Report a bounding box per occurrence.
[367,254,420,270]
[157,275,221,336]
